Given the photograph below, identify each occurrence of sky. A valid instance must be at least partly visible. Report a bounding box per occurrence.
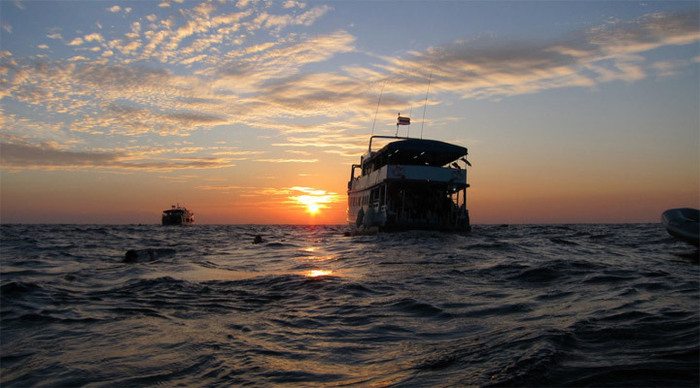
[0,0,698,224]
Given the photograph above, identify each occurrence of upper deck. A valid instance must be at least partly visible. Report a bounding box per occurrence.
[348,136,469,192]
[360,137,468,176]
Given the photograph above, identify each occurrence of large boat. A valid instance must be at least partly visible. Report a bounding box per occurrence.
[347,134,471,232]
[162,204,195,226]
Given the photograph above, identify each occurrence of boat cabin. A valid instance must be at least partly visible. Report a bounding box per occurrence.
[162,205,194,225]
[348,136,470,231]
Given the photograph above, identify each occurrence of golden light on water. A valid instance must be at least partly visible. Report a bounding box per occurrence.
[306,269,333,278]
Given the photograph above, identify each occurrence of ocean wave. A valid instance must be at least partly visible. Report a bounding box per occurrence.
[1,224,698,386]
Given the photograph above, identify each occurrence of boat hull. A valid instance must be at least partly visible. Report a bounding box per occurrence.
[161,207,195,226]
[662,208,699,246]
[161,216,194,226]
[348,176,470,232]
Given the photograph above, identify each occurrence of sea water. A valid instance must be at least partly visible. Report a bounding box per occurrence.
[1,224,698,386]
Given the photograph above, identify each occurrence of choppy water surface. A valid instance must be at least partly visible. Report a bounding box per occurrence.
[1,224,698,386]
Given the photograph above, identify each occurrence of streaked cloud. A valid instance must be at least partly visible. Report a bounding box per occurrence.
[0,141,234,171]
[255,158,319,163]
[651,59,688,77]
[73,105,228,136]
[378,11,700,99]
[211,30,355,91]
[249,5,331,32]
[1,141,120,167]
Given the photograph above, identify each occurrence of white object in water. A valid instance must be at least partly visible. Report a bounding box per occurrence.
[661,208,699,246]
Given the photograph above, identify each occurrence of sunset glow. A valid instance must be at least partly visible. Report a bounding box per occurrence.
[0,1,697,224]
[288,187,342,217]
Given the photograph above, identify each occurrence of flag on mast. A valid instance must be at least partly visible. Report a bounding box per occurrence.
[397,114,410,126]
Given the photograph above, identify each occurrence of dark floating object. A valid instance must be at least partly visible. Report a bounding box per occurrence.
[124,248,176,263]
[662,208,699,246]
[253,235,264,244]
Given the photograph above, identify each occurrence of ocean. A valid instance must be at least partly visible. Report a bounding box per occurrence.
[1,224,698,386]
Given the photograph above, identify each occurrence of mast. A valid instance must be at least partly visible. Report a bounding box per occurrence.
[420,72,432,139]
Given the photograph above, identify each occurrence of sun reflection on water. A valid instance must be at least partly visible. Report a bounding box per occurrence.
[305,269,333,278]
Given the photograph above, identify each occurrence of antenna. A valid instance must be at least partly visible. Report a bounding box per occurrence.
[420,72,432,139]
[395,113,399,136]
[370,80,387,135]
[407,105,413,138]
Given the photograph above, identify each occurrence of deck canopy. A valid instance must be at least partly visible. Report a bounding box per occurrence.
[363,138,467,170]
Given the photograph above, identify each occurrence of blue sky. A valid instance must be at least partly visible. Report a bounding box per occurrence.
[0,0,698,223]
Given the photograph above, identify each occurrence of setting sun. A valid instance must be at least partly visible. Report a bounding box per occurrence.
[307,203,320,215]
[296,195,322,215]
[288,186,342,216]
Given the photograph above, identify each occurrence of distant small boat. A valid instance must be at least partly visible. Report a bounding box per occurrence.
[662,208,699,246]
[162,204,194,226]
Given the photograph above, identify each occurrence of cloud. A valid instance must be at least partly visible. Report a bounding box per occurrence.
[378,10,700,100]
[196,184,260,192]
[248,5,331,32]
[84,33,104,43]
[108,5,121,13]
[287,186,342,211]
[73,104,228,136]
[67,37,84,46]
[255,158,319,163]
[47,32,63,40]
[195,184,342,213]
[272,132,369,153]
[651,59,688,77]
[0,141,122,167]
[0,141,234,171]
[283,1,306,9]
[3,6,698,174]
[212,30,355,92]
